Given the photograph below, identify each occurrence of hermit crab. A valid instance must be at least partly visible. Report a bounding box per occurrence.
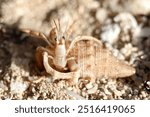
[22,20,136,84]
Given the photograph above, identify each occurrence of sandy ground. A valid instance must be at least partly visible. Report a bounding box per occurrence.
[0,0,150,100]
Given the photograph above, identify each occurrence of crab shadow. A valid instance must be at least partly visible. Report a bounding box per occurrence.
[0,22,47,79]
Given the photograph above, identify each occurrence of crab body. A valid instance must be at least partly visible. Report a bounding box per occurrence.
[53,40,67,70]
[22,20,136,84]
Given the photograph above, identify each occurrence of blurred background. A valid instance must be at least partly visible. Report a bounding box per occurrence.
[0,0,149,36]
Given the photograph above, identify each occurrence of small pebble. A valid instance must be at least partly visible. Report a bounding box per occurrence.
[87,84,98,94]
[85,82,93,89]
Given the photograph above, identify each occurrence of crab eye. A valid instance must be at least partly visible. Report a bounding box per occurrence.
[54,36,57,41]
[62,36,65,40]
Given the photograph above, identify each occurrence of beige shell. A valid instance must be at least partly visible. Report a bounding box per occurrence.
[67,36,135,79]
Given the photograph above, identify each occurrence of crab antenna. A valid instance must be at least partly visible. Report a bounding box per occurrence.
[58,18,62,38]
[53,20,59,32]
[66,20,76,40]
[64,19,69,40]
[53,19,61,40]
[58,18,61,32]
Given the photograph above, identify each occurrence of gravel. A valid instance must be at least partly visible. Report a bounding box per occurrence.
[0,0,150,100]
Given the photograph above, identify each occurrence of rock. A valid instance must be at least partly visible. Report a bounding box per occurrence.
[87,83,98,94]
[10,78,29,94]
[114,12,138,30]
[96,8,108,23]
[101,23,120,44]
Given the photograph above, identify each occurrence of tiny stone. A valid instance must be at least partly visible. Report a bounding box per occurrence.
[87,84,98,94]
[101,24,120,44]
[96,8,108,23]
[85,82,93,89]
[81,90,86,97]
[43,92,47,97]
[67,87,73,91]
